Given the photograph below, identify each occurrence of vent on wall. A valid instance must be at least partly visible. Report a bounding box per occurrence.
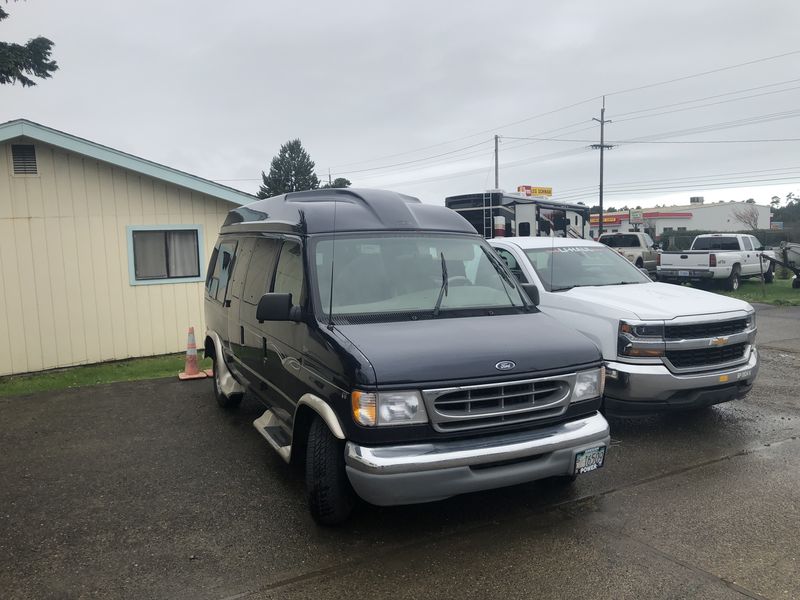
[11,144,38,175]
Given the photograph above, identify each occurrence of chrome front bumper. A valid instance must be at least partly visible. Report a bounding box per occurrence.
[344,412,610,506]
[604,348,758,414]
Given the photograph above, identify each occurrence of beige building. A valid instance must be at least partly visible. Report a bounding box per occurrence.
[0,119,254,376]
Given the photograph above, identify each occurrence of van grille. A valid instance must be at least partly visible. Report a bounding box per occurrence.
[666,343,747,369]
[664,319,748,340]
[423,377,572,433]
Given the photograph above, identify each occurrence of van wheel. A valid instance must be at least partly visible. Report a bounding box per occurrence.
[306,416,356,525]
[725,266,741,291]
[764,266,774,283]
[212,359,242,409]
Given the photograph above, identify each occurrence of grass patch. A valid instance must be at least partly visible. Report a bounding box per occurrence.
[0,353,213,398]
[715,277,800,306]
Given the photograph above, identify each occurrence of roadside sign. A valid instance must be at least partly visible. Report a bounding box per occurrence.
[771,221,784,230]
[517,185,552,197]
[629,209,644,224]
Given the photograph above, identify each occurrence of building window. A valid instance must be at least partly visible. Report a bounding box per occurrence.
[663,227,673,233]
[677,227,687,232]
[11,144,38,175]
[126,225,204,285]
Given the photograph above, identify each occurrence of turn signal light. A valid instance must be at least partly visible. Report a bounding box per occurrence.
[709,253,717,267]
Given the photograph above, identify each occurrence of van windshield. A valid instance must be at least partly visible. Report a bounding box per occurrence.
[313,234,526,320]
[523,245,650,292]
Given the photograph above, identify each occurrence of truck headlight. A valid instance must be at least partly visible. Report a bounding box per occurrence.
[351,390,428,426]
[745,311,756,329]
[571,367,605,402]
[618,320,665,357]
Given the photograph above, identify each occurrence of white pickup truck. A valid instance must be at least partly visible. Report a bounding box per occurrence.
[598,232,658,273]
[657,233,776,291]
[490,236,758,415]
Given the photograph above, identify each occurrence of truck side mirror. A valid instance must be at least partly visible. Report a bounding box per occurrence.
[257,293,300,322]
[521,283,540,307]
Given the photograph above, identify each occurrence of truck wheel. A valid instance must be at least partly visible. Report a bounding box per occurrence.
[793,278,800,289]
[725,266,741,291]
[212,359,242,409]
[764,266,774,284]
[306,416,356,525]
[635,258,644,269]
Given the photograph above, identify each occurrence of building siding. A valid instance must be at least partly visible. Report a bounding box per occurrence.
[0,141,236,376]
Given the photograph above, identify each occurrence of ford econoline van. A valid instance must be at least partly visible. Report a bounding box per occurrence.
[204,189,610,524]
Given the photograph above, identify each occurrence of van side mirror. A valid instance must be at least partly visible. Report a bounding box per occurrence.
[256,293,301,322]
[521,283,540,307]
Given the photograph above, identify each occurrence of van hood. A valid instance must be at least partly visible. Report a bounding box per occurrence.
[335,312,601,386]
[563,282,753,321]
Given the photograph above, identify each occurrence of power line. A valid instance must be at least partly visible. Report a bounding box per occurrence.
[325,49,800,172]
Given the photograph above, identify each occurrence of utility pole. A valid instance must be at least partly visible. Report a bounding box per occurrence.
[591,96,613,237]
[328,168,332,187]
[494,134,499,189]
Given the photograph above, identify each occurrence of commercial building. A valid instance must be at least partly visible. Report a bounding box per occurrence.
[589,197,771,239]
[0,119,254,376]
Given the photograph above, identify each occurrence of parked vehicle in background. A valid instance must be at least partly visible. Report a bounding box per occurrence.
[598,232,658,272]
[490,237,759,415]
[204,189,610,524]
[657,233,776,290]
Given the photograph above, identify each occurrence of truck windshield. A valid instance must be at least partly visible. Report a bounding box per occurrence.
[523,245,651,292]
[691,237,740,250]
[313,234,526,319]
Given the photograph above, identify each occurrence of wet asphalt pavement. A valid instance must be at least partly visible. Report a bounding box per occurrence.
[1,305,799,599]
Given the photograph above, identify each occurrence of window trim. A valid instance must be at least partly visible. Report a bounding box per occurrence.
[126,224,205,286]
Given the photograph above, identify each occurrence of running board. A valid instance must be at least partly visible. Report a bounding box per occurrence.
[253,410,292,463]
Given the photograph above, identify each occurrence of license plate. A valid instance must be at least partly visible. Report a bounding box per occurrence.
[574,446,606,474]
[678,270,690,277]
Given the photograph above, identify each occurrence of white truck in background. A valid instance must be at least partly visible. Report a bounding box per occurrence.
[657,233,776,291]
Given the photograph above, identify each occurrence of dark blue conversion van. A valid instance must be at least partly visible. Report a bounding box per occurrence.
[203,188,610,524]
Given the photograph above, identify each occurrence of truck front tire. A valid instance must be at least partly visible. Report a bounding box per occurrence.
[306,415,356,525]
[764,266,774,283]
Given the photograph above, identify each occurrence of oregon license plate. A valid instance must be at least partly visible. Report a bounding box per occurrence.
[574,446,606,474]
[678,270,690,277]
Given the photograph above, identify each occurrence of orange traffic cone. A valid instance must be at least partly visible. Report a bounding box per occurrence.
[178,327,208,380]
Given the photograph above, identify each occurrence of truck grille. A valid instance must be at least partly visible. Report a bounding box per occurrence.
[666,343,747,369]
[664,318,748,340]
[423,377,572,433]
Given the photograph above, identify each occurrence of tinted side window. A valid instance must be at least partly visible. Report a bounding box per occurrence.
[742,237,753,251]
[243,238,281,305]
[207,240,237,302]
[495,248,529,283]
[273,241,304,304]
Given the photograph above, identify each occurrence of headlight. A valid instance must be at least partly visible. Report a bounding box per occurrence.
[571,367,605,402]
[618,320,665,357]
[745,311,756,329]
[351,390,428,426]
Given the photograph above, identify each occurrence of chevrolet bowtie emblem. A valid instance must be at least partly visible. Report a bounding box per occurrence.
[709,336,729,347]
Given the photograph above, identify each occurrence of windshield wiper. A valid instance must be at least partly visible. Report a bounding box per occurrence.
[433,252,448,317]
[550,285,576,292]
[593,281,644,287]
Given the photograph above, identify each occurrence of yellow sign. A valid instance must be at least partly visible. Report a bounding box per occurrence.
[517,185,552,197]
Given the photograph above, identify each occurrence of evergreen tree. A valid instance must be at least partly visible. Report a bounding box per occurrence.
[0,3,58,86]
[257,139,320,198]
[321,177,351,189]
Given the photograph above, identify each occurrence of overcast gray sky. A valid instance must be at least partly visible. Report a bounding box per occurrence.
[3,0,800,207]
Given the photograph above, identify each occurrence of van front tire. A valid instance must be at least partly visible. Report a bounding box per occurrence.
[306,416,356,525]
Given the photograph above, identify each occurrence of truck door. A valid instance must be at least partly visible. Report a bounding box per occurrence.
[741,236,756,275]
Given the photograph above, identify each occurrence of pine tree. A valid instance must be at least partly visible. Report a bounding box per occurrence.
[257,139,320,198]
[0,3,58,86]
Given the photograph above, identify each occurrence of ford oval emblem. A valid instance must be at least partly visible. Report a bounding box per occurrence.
[495,360,516,371]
